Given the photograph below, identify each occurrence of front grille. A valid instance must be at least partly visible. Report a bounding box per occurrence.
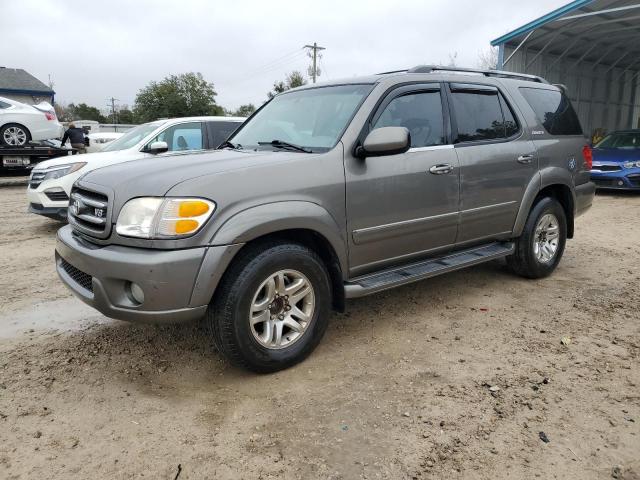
[60,258,93,292]
[592,165,621,172]
[69,187,109,235]
[45,190,69,202]
[627,174,640,187]
[29,171,46,189]
[593,178,622,187]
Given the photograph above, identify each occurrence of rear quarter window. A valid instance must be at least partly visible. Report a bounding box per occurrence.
[519,87,582,136]
[0,100,11,109]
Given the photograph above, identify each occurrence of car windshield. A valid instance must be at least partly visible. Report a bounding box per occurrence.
[101,121,165,152]
[230,84,373,152]
[595,132,640,149]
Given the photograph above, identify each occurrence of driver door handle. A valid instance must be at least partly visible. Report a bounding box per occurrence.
[429,164,453,175]
[517,154,534,164]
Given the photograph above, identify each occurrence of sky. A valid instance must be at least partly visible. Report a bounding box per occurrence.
[2,0,567,114]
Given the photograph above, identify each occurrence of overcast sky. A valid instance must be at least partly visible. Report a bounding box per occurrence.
[2,0,566,113]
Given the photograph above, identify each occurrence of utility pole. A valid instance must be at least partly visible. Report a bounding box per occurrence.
[107,97,119,131]
[304,42,326,83]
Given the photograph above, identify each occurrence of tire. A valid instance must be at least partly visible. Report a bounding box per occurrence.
[507,196,567,279]
[208,241,331,373]
[0,123,31,147]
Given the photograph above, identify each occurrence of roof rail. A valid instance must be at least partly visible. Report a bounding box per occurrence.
[406,65,549,84]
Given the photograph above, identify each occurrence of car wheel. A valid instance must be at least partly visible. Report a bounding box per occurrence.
[507,197,567,279]
[208,241,331,373]
[0,123,31,146]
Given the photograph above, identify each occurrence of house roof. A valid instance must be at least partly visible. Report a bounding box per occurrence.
[0,67,54,94]
[490,0,640,72]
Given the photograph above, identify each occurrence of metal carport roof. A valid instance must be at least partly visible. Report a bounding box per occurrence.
[491,0,640,134]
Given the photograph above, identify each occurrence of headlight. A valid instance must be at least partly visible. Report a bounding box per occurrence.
[116,197,216,239]
[623,161,640,169]
[41,163,87,181]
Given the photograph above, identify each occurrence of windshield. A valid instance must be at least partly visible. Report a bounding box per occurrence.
[230,84,373,152]
[595,132,640,149]
[101,121,165,152]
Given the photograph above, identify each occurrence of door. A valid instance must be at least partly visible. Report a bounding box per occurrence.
[345,84,460,275]
[447,83,537,244]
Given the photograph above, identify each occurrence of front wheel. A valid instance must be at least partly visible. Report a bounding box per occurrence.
[1,124,31,146]
[507,197,567,279]
[208,241,331,373]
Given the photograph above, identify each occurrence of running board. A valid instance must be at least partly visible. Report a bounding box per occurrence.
[344,242,514,298]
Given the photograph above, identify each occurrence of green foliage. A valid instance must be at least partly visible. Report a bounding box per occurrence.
[117,108,135,124]
[267,71,307,99]
[133,72,223,122]
[228,104,256,117]
[63,103,108,123]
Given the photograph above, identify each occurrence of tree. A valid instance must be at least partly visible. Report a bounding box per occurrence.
[478,47,499,70]
[117,108,135,124]
[64,103,108,123]
[229,104,256,117]
[133,72,223,122]
[267,71,307,99]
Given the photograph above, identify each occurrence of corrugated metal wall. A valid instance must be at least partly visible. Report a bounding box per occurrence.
[503,45,640,136]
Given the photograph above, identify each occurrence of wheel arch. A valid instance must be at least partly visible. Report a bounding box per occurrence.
[513,168,576,239]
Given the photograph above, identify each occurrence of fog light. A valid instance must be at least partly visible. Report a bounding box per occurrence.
[128,282,144,304]
[618,180,624,186]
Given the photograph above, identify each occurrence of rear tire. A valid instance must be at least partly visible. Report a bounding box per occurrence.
[208,241,331,373]
[0,123,31,146]
[507,197,567,279]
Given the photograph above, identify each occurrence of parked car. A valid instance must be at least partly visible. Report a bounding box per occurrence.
[86,132,124,153]
[0,96,62,146]
[54,66,595,373]
[590,129,640,190]
[27,116,244,220]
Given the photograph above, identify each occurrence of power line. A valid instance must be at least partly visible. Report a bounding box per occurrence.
[304,43,326,83]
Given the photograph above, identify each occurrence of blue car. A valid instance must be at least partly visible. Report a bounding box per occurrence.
[590,129,640,190]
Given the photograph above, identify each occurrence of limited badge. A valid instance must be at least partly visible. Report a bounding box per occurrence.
[568,157,576,171]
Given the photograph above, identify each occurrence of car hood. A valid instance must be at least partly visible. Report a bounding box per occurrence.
[34,148,139,170]
[78,149,313,204]
[592,148,640,163]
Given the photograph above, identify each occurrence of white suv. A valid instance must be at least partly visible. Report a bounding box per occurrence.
[27,116,244,220]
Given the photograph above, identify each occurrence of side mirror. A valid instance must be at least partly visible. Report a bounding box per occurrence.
[144,141,169,154]
[356,127,411,158]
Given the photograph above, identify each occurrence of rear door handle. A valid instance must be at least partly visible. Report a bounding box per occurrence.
[429,164,453,175]
[517,154,534,164]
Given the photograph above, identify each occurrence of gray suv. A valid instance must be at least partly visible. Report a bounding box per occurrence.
[55,66,595,372]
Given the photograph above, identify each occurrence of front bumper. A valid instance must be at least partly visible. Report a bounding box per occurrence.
[55,225,242,324]
[28,202,67,220]
[590,170,640,190]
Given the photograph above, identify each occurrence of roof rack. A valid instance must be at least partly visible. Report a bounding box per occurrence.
[403,65,548,84]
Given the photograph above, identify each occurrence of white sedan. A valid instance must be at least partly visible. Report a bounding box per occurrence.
[27,116,245,220]
[0,96,62,146]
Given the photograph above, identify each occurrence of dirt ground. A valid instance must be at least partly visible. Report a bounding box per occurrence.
[1,184,638,480]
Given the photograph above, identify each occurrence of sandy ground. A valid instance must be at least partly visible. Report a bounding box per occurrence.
[0,184,638,479]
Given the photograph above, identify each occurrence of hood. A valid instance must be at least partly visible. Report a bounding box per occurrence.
[592,147,640,163]
[34,148,138,170]
[79,149,306,201]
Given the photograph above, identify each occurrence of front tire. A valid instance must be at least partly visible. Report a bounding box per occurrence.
[507,197,567,279]
[208,241,331,373]
[0,123,31,146]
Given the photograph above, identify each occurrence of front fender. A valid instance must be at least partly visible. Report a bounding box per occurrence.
[210,201,349,274]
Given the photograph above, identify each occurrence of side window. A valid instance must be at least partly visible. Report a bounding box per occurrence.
[450,88,507,142]
[208,121,241,148]
[372,90,445,148]
[499,94,519,137]
[151,122,204,151]
[519,87,582,135]
[0,100,11,109]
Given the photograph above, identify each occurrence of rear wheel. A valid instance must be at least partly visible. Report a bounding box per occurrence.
[208,241,331,373]
[0,124,31,146]
[507,197,567,279]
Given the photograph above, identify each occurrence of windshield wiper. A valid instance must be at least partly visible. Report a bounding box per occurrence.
[257,139,312,153]
[218,140,242,150]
